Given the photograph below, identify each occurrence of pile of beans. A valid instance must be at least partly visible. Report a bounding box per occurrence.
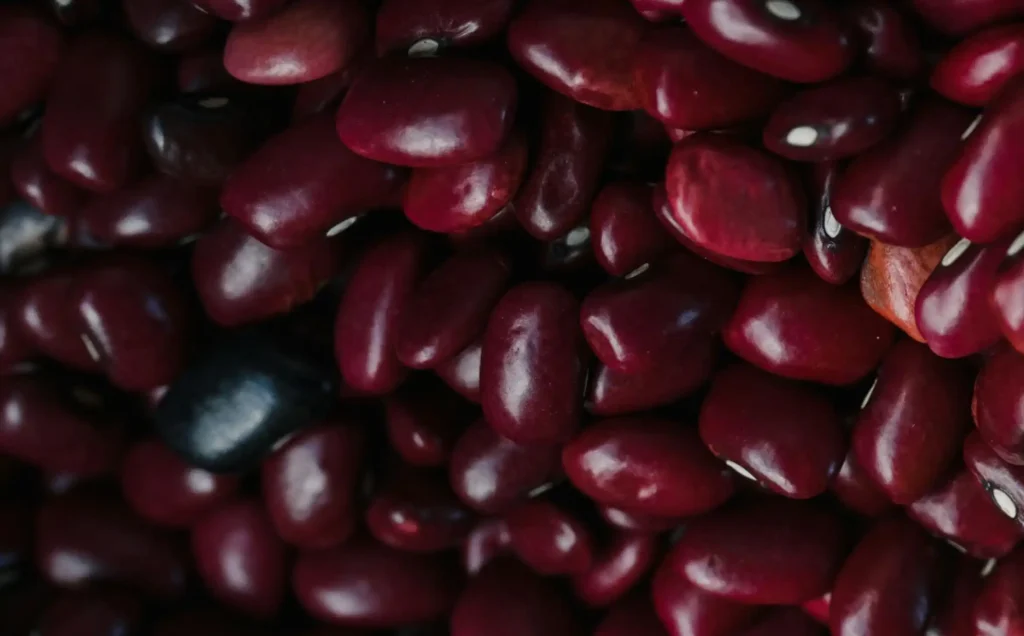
[5,0,1024,633]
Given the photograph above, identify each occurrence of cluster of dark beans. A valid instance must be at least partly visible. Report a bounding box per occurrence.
[5,0,1024,634]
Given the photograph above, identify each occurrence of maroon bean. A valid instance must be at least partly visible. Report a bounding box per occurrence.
[261,421,363,549]
[451,559,582,636]
[448,420,559,514]
[122,439,238,528]
[830,448,895,517]
[37,589,144,636]
[375,0,515,56]
[462,517,511,575]
[801,162,867,285]
[973,546,1024,633]
[964,432,1024,526]
[831,98,971,246]
[910,0,1024,35]
[0,286,33,374]
[436,338,482,403]
[975,347,1024,464]
[10,135,87,218]
[563,416,735,517]
[0,6,63,126]
[634,26,787,131]
[651,560,762,636]
[664,133,804,262]
[512,93,611,241]
[224,0,368,85]
[724,266,895,384]
[403,133,528,234]
[572,531,658,607]
[506,499,594,576]
[336,56,517,167]
[41,33,159,193]
[385,381,473,468]
[681,0,853,83]
[222,114,403,249]
[735,608,826,636]
[190,0,288,20]
[366,468,475,552]
[854,340,973,503]
[830,516,949,636]
[294,536,462,627]
[932,24,1024,107]
[37,489,188,598]
[16,270,97,370]
[124,0,217,51]
[177,49,241,93]
[589,182,673,277]
[596,593,669,636]
[842,0,923,79]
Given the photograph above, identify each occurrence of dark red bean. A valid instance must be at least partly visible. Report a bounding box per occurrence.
[910,0,1024,35]
[973,546,1024,633]
[831,448,895,517]
[385,382,473,468]
[842,0,923,79]
[854,340,973,504]
[664,133,804,262]
[763,76,901,162]
[589,182,673,277]
[224,0,369,85]
[506,499,594,576]
[964,432,1024,526]
[124,0,217,51]
[724,266,895,384]
[596,593,669,636]
[121,439,239,528]
[375,0,515,56]
[336,56,517,167]
[681,0,853,83]
[563,416,735,517]
[190,0,288,20]
[652,560,762,636]
[222,114,403,249]
[634,26,786,131]
[448,420,559,514]
[700,363,845,498]
[667,499,847,604]
[261,421,363,549]
[975,347,1024,464]
[366,468,475,553]
[830,516,949,636]
[735,608,826,636]
[481,282,585,445]
[10,135,87,218]
[451,559,582,636]
[294,537,463,628]
[932,24,1024,107]
[992,233,1024,353]
[801,162,867,285]
[15,269,98,370]
[0,6,63,126]
[192,499,287,617]
[462,517,511,575]
[572,531,658,607]
[436,339,482,403]
[37,589,144,636]
[512,93,611,241]
[41,33,159,193]
[37,489,188,598]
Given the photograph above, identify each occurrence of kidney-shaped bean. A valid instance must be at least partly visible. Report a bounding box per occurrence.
[573,531,658,607]
[932,24,1024,106]
[15,269,97,371]
[367,468,475,553]
[10,134,87,218]
[831,448,895,518]
[589,181,673,277]
[652,561,762,636]
[801,162,868,286]
[975,347,1024,465]
[375,0,515,56]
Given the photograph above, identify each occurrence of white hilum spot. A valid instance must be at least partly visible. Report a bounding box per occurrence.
[766,0,801,20]
[992,487,1018,519]
[941,238,971,267]
[786,126,818,147]
[823,206,842,239]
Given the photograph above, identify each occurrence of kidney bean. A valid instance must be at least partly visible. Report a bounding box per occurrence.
[375,0,515,56]
[506,499,594,576]
[37,589,144,636]
[831,448,895,517]
[596,593,669,636]
[15,269,98,371]
[932,24,1024,106]
[842,0,923,79]
[336,56,517,167]
[974,347,1024,464]
[831,98,972,246]
[41,33,159,193]
[224,0,368,85]
[801,162,867,285]
[0,6,63,126]
[448,420,559,514]
[10,135,87,218]
[36,489,188,598]
[0,287,32,374]
[367,468,475,553]
[222,114,403,249]
[992,232,1024,353]
[436,339,482,403]
[451,559,582,636]
[190,0,288,20]
[572,531,658,607]
[589,182,672,277]
[192,499,287,618]
[724,266,895,384]
[294,536,463,627]
[563,416,734,517]
[462,517,511,576]
[385,380,474,467]
[910,0,1024,35]
[124,0,217,51]
[652,560,762,636]
[964,432,1024,526]
[973,546,1024,633]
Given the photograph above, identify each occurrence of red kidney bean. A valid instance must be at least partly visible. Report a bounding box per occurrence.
[992,233,1024,353]
[724,266,895,384]
[0,6,63,126]
[451,559,582,636]
[652,560,762,636]
[335,232,429,394]
[16,269,98,371]
[842,0,923,79]
[403,133,528,234]
[124,0,217,51]
[572,531,658,607]
[915,238,1006,358]
[261,421,363,549]
[700,363,845,498]
[831,448,895,517]
[192,498,287,617]
[10,135,87,218]
[634,26,787,131]
[664,133,805,262]
[831,98,972,246]
[830,516,949,636]
[507,0,645,111]
[512,93,611,241]
[964,432,1024,526]
[681,0,853,83]
[910,0,1024,35]
[506,499,594,576]
[801,162,867,285]
[854,340,973,503]
[396,249,511,370]
[336,56,517,167]
[436,338,482,403]
[121,439,239,528]
[975,347,1024,464]
[563,416,735,517]
[932,24,1024,107]
[462,517,511,575]
[589,182,673,277]
[37,489,188,598]
[973,546,1024,633]
[385,381,474,468]
[0,287,32,374]
[294,536,462,627]
[190,0,288,20]
[596,593,669,636]
[763,76,902,161]
[37,589,144,636]
[448,420,559,514]
[581,251,739,373]
[735,608,826,636]
[224,0,369,86]
[375,0,515,56]
[667,498,847,604]
[480,282,585,445]
[222,114,403,249]
[586,338,715,417]
[41,33,159,193]
[366,468,475,552]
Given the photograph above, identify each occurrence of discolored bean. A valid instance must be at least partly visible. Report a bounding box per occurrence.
[932,24,1024,107]
[366,468,475,553]
[375,0,515,56]
[507,499,594,576]
[964,432,1024,527]
[801,162,867,285]
[0,6,63,126]
[572,531,658,607]
[190,0,288,20]
[651,559,762,636]
[589,181,673,277]
[124,0,217,51]
[842,0,923,79]
[10,135,87,218]
[910,0,1024,35]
